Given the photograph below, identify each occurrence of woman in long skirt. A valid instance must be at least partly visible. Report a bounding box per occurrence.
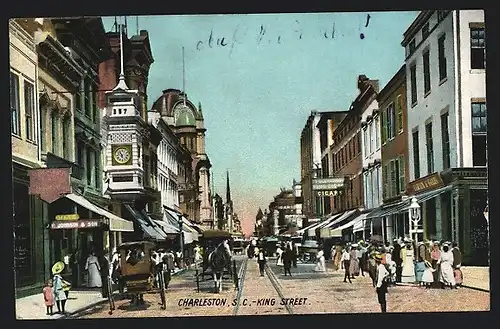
[276,246,284,266]
[439,243,456,289]
[349,245,360,278]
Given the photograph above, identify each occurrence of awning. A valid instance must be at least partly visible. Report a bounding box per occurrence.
[353,213,370,233]
[296,218,323,234]
[302,214,339,236]
[366,186,453,220]
[153,220,180,234]
[398,185,453,213]
[164,209,199,243]
[325,209,358,229]
[124,204,167,241]
[64,193,134,232]
[329,213,368,237]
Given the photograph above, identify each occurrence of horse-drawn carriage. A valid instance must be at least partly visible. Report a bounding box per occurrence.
[197,230,237,293]
[107,241,167,314]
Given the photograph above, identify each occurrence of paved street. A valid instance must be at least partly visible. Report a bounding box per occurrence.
[72,255,489,318]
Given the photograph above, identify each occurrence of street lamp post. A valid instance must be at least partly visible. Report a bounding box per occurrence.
[409,197,421,245]
[178,213,184,267]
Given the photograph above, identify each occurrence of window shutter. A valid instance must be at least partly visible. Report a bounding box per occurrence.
[397,95,403,134]
[381,109,387,143]
[390,160,397,198]
[382,164,388,200]
[399,156,405,193]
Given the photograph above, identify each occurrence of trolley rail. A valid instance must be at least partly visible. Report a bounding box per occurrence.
[265,264,293,314]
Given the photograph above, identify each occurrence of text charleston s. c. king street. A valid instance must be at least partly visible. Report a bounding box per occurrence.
[177,297,308,307]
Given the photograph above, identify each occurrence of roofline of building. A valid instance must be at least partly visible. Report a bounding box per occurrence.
[401,10,435,47]
[377,64,406,101]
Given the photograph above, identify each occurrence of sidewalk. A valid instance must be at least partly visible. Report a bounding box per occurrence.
[461,266,490,292]
[15,266,195,320]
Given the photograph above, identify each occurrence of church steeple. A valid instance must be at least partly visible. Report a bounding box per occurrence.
[226,170,231,204]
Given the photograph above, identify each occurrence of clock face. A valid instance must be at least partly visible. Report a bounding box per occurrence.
[113,146,131,165]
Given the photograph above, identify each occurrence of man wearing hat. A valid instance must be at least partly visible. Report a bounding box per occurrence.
[374,253,389,313]
[52,261,68,314]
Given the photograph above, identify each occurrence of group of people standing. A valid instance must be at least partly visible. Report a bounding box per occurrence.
[330,238,464,290]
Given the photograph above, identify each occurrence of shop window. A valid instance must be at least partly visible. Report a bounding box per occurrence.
[10,71,20,136]
[13,181,34,285]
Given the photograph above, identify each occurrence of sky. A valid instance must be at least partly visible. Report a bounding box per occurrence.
[102,12,418,236]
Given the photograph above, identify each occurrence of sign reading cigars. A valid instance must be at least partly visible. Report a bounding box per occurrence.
[51,220,101,230]
[408,172,444,194]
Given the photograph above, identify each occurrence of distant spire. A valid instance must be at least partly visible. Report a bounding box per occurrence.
[114,17,129,91]
[182,46,186,106]
[226,170,231,204]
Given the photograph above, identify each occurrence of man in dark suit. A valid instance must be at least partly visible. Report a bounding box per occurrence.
[257,246,267,276]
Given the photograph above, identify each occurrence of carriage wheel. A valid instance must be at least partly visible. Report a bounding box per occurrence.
[159,271,167,310]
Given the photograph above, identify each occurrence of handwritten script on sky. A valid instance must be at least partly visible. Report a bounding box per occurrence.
[195,14,373,55]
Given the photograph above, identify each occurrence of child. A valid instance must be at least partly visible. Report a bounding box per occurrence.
[422,260,436,289]
[42,279,55,315]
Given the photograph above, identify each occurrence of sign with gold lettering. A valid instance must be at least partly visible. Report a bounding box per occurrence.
[408,173,444,194]
[55,213,80,221]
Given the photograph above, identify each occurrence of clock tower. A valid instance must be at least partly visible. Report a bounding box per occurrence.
[103,25,149,201]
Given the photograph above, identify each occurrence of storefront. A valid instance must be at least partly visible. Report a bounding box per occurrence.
[48,193,134,288]
[13,163,47,297]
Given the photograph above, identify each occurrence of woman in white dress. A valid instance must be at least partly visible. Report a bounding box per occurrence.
[85,252,102,288]
[438,243,456,289]
[401,242,416,283]
[314,249,326,272]
[276,245,284,266]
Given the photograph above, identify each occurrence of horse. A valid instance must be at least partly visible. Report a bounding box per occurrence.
[207,242,232,293]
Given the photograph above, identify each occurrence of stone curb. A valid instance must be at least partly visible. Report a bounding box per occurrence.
[60,268,192,319]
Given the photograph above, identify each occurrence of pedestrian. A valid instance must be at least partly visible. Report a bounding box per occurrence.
[42,279,55,316]
[430,241,441,288]
[85,251,102,288]
[439,243,456,289]
[392,239,402,283]
[349,244,359,279]
[314,248,326,272]
[257,247,267,277]
[401,239,415,283]
[414,257,426,286]
[283,246,293,276]
[385,246,396,285]
[375,253,390,313]
[422,260,435,288]
[341,247,351,283]
[451,242,463,287]
[276,245,284,266]
[52,261,67,314]
[356,244,365,276]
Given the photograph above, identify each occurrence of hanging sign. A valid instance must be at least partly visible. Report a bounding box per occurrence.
[55,213,80,221]
[51,220,101,230]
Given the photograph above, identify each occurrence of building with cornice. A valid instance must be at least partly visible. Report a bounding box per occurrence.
[150,89,213,228]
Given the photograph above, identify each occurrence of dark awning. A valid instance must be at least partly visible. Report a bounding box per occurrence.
[124,205,167,241]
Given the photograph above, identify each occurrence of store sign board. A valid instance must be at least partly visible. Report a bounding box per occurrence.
[55,213,80,221]
[51,220,101,230]
[408,173,444,194]
[316,190,343,197]
[312,177,345,191]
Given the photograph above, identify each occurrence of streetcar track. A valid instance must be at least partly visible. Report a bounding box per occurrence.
[232,257,248,315]
[265,264,293,314]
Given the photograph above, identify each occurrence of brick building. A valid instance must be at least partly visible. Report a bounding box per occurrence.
[376,64,410,242]
[330,76,379,213]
